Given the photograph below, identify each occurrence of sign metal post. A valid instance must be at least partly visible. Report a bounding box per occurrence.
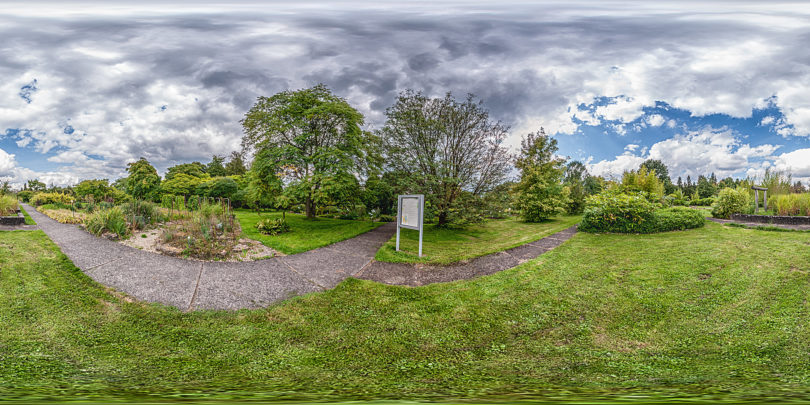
[396,194,424,257]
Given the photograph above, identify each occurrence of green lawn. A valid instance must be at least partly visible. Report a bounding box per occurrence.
[19,205,36,225]
[235,209,383,254]
[3,223,810,402]
[375,215,581,265]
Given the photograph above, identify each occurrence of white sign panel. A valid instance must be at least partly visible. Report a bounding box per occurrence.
[400,197,420,228]
[396,194,425,257]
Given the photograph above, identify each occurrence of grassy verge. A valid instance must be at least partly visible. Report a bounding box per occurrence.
[3,223,810,402]
[235,209,382,254]
[375,215,581,265]
[19,205,36,225]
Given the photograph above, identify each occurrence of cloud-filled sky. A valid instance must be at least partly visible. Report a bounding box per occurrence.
[1,1,810,187]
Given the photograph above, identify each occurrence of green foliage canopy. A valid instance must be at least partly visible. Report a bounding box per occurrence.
[241,84,375,218]
[512,128,569,222]
[125,158,161,200]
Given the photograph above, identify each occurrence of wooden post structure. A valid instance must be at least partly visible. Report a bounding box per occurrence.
[752,186,767,213]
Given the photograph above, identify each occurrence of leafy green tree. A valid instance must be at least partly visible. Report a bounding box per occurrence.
[165,162,207,181]
[380,90,510,227]
[1,181,10,196]
[197,177,238,199]
[245,148,283,211]
[362,173,396,215]
[26,179,46,191]
[640,159,675,194]
[206,155,227,177]
[583,175,604,195]
[161,173,206,196]
[564,161,588,214]
[512,128,569,222]
[125,158,161,200]
[241,84,376,219]
[622,166,665,200]
[74,179,111,202]
[225,151,247,176]
[697,175,716,198]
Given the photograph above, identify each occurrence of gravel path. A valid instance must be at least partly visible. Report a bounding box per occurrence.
[22,203,576,310]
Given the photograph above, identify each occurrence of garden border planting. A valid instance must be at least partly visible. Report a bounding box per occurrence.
[23,203,577,310]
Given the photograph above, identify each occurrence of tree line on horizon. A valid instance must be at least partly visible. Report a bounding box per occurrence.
[11,84,808,227]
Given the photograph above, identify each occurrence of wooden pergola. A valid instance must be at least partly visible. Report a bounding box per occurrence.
[752,186,768,213]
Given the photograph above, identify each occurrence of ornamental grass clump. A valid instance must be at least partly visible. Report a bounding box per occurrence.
[85,207,129,239]
[0,194,18,216]
[773,193,810,216]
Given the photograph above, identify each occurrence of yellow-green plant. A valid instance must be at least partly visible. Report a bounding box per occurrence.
[30,192,75,206]
[773,193,810,216]
[0,194,18,216]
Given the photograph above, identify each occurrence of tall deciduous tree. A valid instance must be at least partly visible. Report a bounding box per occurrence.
[225,151,247,176]
[380,90,511,227]
[125,158,161,200]
[241,84,375,219]
[512,128,569,222]
[640,159,674,194]
[74,179,111,202]
[207,155,227,177]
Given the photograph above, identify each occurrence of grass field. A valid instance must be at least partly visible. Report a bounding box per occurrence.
[235,209,383,254]
[375,215,581,265]
[3,222,810,402]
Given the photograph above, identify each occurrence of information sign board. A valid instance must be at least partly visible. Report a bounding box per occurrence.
[396,194,424,257]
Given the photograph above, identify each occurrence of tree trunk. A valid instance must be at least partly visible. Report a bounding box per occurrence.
[437,210,448,227]
[305,196,315,219]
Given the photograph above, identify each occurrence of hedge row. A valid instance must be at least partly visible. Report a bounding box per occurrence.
[580,190,705,233]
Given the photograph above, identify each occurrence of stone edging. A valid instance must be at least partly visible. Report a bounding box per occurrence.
[0,209,25,226]
[730,213,810,225]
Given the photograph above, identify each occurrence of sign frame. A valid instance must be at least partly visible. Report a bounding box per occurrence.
[396,194,424,257]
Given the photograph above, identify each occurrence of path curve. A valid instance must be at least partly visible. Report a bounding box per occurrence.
[707,217,810,231]
[22,203,576,310]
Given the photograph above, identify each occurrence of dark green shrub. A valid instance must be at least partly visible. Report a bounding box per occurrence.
[654,207,705,231]
[691,197,716,206]
[712,187,750,219]
[17,190,34,203]
[580,190,658,233]
[256,218,291,235]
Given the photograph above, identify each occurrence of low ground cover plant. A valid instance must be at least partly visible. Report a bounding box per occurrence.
[580,189,704,233]
[711,187,751,219]
[255,217,290,235]
[0,194,18,216]
[40,208,86,225]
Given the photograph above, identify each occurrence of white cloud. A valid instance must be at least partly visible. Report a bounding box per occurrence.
[0,148,16,175]
[647,114,665,127]
[772,148,810,178]
[624,144,639,152]
[589,127,781,181]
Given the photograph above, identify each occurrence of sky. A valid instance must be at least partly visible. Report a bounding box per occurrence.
[1,1,810,187]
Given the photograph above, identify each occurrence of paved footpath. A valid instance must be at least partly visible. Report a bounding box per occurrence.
[21,203,576,310]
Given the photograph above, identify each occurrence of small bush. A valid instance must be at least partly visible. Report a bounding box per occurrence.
[712,187,750,219]
[85,207,130,239]
[690,197,716,206]
[16,190,34,203]
[654,207,705,231]
[30,192,75,206]
[378,214,396,222]
[580,190,658,233]
[41,209,85,224]
[256,218,291,235]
